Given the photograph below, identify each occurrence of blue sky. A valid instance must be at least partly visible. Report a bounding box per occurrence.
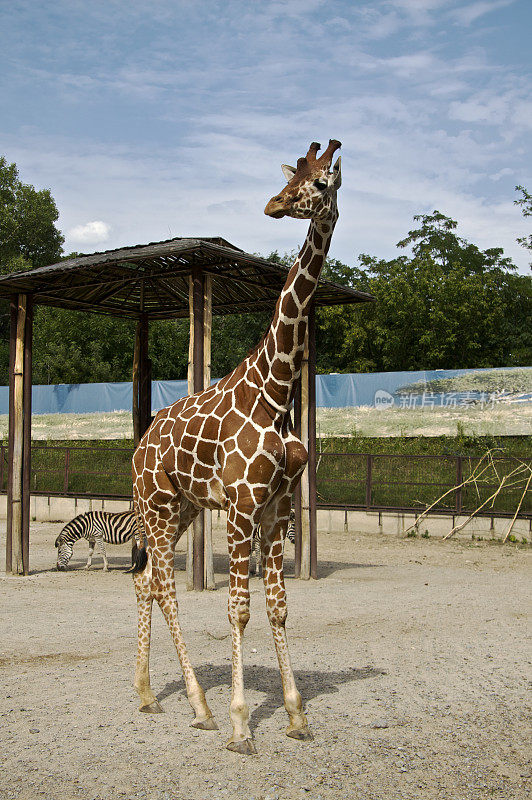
[1,0,531,271]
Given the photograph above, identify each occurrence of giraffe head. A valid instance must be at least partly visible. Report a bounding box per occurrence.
[264,139,341,220]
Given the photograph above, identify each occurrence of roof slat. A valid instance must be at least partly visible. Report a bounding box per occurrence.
[0,236,374,317]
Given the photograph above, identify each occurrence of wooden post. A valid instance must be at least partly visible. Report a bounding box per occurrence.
[300,329,311,580]
[203,276,215,590]
[192,268,205,591]
[6,296,17,573]
[21,296,33,575]
[132,322,141,447]
[293,375,302,579]
[308,303,317,580]
[186,271,206,591]
[9,295,27,575]
[186,277,194,591]
[138,315,150,437]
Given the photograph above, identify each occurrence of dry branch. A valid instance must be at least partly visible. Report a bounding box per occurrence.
[404,450,531,541]
[502,465,532,543]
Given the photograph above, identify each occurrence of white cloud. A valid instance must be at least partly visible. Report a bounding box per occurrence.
[1,0,530,274]
[68,220,111,244]
[451,0,516,26]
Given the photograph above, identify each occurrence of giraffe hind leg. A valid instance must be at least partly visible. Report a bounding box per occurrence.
[260,493,313,741]
[134,593,162,712]
[134,486,217,729]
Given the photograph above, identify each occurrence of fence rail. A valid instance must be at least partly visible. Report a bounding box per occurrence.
[317,452,532,518]
[1,444,530,519]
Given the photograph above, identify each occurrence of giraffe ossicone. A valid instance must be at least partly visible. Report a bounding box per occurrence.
[131,139,342,754]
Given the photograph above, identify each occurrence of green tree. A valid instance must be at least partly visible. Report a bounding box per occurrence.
[0,156,64,274]
[316,211,532,371]
[515,185,532,265]
[0,157,65,382]
[31,309,135,385]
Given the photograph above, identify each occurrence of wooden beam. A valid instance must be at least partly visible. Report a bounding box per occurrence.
[300,329,311,580]
[6,296,17,573]
[203,275,215,590]
[192,267,205,591]
[9,295,27,575]
[132,321,141,447]
[308,302,317,580]
[186,277,194,591]
[186,273,208,591]
[138,314,151,437]
[293,375,302,579]
[22,296,33,575]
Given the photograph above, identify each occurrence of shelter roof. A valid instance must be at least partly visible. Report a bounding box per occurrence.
[0,236,374,319]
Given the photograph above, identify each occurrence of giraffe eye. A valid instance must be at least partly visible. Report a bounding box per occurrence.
[314,179,327,191]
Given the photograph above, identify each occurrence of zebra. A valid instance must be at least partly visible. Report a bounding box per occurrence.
[250,509,296,577]
[55,510,137,571]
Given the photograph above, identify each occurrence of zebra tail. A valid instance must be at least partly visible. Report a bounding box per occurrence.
[126,542,148,574]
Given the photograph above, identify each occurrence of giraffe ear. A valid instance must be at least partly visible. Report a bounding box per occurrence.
[281,164,297,182]
[332,156,342,189]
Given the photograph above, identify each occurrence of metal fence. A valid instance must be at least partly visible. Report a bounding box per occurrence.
[0,444,530,518]
[317,452,532,518]
[0,443,133,500]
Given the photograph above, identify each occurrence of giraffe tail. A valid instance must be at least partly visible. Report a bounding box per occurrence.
[127,542,148,574]
[125,501,148,574]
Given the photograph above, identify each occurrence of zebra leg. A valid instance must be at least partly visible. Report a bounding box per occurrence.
[85,539,95,569]
[250,527,260,576]
[95,535,109,571]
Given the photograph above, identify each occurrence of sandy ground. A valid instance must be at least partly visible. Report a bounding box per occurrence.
[0,523,530,800]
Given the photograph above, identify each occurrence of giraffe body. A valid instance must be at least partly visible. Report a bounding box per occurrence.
[132,139,342,753]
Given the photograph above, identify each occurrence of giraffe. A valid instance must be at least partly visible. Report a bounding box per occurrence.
[131,139,342,755]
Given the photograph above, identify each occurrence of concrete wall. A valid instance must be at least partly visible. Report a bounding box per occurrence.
[317,508,530,541]
[0,495,529,541]
[0,495,131,522]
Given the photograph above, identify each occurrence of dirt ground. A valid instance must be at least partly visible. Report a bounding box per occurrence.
[0,523,530,800]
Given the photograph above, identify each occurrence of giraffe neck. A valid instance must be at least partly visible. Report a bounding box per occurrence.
[256,213,337,413]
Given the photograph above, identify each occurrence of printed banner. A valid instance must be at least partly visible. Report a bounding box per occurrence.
[0,367,530,415]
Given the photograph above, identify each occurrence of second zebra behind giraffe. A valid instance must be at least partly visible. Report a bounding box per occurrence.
[250,510,296,577]
[55,510,137,571]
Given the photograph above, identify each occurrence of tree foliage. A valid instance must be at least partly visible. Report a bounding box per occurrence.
[0,157,63,274]
[317,211,531,372]
[515,185,532,265]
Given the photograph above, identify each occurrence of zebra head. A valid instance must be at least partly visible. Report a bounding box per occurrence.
[55,532,74,571]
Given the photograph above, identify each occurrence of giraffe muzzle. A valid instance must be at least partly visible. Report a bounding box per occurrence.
[264,198,287,218]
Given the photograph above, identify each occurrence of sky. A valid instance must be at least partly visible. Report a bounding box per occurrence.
[1,0,531,272]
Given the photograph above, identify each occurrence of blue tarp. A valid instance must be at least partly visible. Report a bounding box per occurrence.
[0,367,530,415]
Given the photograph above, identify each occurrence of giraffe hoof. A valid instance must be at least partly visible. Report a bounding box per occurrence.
[286,726,313,741]
[139,700,164,713]
[191,716,219,731]
[226,738,257,755]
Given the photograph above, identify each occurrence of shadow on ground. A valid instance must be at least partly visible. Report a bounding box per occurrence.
[157,663,385,732]
[34,552,382,579]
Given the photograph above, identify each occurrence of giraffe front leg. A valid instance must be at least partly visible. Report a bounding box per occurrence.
[261,498,313,741]
[226,507,256,755]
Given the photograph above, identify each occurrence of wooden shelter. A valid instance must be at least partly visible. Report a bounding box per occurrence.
[0,236,374,584]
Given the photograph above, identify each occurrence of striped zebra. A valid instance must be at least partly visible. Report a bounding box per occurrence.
[55,510,137,571]
[250,509,296,577]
